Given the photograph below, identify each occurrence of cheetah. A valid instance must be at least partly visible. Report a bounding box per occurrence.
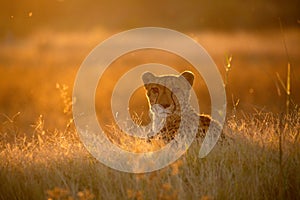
[142,71,224,144]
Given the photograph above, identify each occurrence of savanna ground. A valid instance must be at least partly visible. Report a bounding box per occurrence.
[0,27,300,200]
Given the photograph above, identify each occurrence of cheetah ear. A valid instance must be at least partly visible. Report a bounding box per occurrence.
[180,71,194,86]
[142,72,156,85]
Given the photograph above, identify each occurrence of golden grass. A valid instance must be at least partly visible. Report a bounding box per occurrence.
[0,108,299,199]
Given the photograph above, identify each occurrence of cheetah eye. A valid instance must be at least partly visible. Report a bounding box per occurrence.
[150,87,159,94]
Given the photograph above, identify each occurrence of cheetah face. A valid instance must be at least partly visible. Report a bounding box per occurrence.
[142,71,194,116]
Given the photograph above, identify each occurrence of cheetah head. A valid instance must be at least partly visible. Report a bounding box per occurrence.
[142,71,194,117]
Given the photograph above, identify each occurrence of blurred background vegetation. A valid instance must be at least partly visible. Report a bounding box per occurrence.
[0,0,299,130]
[1,0,299,37]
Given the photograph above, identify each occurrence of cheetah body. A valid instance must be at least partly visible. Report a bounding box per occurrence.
[142,71,222,143]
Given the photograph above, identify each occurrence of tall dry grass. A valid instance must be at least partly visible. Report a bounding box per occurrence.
[0,95,299,199]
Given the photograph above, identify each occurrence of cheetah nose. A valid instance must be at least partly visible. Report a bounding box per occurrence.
[161,103,171,109]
